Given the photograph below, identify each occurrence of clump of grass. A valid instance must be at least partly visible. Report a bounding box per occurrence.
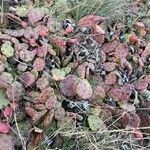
[50,0,129,22]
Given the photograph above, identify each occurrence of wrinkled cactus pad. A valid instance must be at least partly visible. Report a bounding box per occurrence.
[16,6,28,17]
[76,79,93,99]
[88,115,105,131]
[59,75,80,97]
[19,71,36,87]
[27,8,45,25]
[6,81,25,102]
[33,58,45,71]
[1,41,14,58]
[19,49,36,62]
[0,72,14,88]
[51,67,71,81]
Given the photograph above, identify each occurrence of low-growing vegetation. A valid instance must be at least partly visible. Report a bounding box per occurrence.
[0,0,150,149]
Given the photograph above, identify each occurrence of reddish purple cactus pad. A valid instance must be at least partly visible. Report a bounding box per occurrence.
[59,75,80,97]
[54,107,66,121]
[137,112,150,133]
[36,45,48,58]
[121,83,133,95]
[0,122,10,134]
[27,8,45,25]
[45,95,57,110]
[133,79,148,91]
[116,110,140,128]
[50,36,66,53]
[109,87,122,101]
[39,87,55,103]
[114,43,128,59]
[19,49,35,62]
[19,72,36,87]
[92,85,106,99]
[2,106,13,118]
[105,73,117,85]
[34,25,49,37]
[78,15,105,29]
[102,62,116,72]
[76,79,93,99]
[101,40,118,54]
[32,110,47,123]
[25,106,37,118]
[36,77,49,90]
[33,58,45,71]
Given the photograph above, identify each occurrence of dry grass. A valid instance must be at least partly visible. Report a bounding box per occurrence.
[49,0,129,22]
[33,112,150,150]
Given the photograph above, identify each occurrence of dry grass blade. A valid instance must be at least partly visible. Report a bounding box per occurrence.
[51,0,129,21]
